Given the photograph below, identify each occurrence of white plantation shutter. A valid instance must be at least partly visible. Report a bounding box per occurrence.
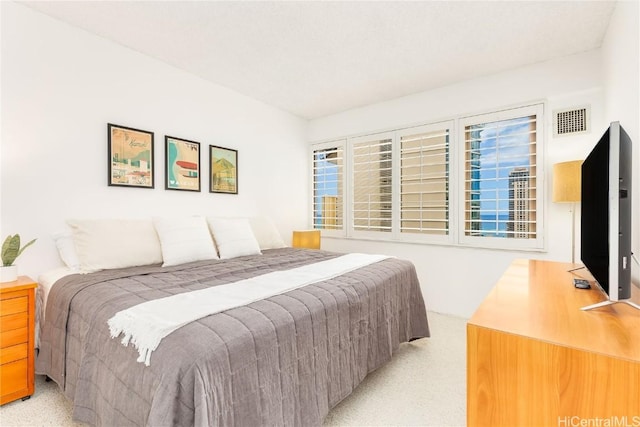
[310,103,544,250]
[399,123,451,237]
[459,104,543,249]
[351,133,393,233]
[313,142,344,231]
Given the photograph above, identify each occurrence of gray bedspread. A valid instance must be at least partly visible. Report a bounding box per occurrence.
[36,248,429,426]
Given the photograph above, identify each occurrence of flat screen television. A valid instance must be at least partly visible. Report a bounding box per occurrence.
[580,121,639,311]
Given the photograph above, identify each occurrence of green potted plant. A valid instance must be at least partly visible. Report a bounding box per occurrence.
[1,234,36,283]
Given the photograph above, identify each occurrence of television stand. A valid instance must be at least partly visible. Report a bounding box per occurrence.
[467,259,640,427]
[581,298,640,311]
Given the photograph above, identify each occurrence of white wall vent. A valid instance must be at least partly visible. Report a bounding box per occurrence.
[553,106,590,137]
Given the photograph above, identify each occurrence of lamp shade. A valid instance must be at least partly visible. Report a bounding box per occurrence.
[552,160,582,203]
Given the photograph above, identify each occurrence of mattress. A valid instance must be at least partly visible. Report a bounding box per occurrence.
[36,248,429,426]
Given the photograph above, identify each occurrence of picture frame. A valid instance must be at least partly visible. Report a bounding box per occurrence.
[165,136,201,192]
[108,123,154,188]
[209,145,238,194]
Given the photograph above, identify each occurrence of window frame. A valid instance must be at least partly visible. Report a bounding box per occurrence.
[456,103,545,250]
[311,139,346,238]
[309,102,546,252]
[393,121,455,245]
[348,131,396,241]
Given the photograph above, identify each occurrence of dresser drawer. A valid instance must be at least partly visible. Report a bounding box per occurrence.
[0,343,27,365]
[0,312,28,333]
[0,358,28,397]
[0,327,28,349]
[0,297,28,316]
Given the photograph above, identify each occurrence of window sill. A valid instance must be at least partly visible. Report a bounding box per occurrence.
[321,234,547,253]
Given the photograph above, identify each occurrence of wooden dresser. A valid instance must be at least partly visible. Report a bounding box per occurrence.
[467,259,640,427]
[0,276,37,405]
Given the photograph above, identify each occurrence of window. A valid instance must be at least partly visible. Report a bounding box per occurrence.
[351,133,393,234]
[459,104,543,249]
[310,103,544,250]
[399,125,450,237]
[312,142,344,231]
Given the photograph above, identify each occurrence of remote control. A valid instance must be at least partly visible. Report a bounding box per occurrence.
[573,278,591,289]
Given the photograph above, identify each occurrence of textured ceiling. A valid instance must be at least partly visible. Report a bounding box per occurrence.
[23,1,616,119]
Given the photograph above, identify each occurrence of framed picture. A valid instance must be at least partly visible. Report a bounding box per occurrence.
[108,123,154,188]
[209,145,238,194]
[165,136,201,192]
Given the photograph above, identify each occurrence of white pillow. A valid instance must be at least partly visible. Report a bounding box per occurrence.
[154,216,218,267]
[249,216,286,250]
[66,219,163,271]
[207,217,262,259]
[52,230,80,271]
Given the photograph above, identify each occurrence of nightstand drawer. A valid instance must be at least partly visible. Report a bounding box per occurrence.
[0,358,28,396]
[0,297,27,316]
[0,343,27,365]
[1,313,28,333]
[0,327,28,349]
[0,277,36,405]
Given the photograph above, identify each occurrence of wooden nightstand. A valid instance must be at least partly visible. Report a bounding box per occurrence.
[0,276,37,405]
[292,230,321,249]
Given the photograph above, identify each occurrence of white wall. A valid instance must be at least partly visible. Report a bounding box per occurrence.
[0,2,309,279]
[2,2,634,320]
[308,51,607,318]
[602,0,640,262]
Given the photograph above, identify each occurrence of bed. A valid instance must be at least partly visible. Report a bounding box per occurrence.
[36,247,429,426]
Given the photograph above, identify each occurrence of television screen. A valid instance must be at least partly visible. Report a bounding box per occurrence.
[580,121,633,306]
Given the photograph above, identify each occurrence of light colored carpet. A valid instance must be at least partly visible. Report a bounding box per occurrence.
[0,311,466,427]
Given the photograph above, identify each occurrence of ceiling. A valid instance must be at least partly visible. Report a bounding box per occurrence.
[23,1,616,120]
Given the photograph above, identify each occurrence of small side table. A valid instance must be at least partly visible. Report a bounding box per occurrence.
[292,230,321,249]
[0,276,37,405]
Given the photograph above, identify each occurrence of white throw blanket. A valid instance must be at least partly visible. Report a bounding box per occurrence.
[108,253,390,366]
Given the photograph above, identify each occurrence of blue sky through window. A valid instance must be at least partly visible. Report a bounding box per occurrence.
[314,151,339,227]
[471,116,533,236]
